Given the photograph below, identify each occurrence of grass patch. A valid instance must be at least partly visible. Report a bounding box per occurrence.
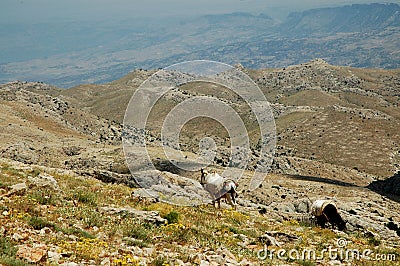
[28,189,58,205]
[153,256,167,266]
[368,236,381,246]
[0,236,28,266]
[28,216,95,239]
[163,211,179,224]
[298,260,316,266]
[123,238,149,248]
[54,226,96,239]
[73,189,97,206]
[0,256,29,266]
[0,236,17,258]
[28,216,54,230]
[122,220,153,242]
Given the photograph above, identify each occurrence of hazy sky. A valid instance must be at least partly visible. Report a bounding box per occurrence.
[1,0,391,22]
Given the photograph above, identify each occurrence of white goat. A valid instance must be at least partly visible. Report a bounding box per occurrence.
[200,168,238,210]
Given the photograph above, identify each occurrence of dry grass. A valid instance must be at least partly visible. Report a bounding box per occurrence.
[1,162,399,265]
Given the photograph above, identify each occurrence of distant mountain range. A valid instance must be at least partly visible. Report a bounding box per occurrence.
[0,3,399,88]
[283,3,400,35]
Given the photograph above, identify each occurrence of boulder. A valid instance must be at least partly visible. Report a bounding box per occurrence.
[98,206,166,225]
[28,173,59,191]
[6,182,28,196]
[16,244,47,263]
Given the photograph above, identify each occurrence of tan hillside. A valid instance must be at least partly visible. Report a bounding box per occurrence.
[0,60,399,265]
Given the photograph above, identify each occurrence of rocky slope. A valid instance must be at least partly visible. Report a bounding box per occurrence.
[0,60,399,265]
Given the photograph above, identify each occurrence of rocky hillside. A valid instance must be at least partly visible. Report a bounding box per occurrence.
[283,3,400,35]
[0,61,399,265]
[51,59,400,181]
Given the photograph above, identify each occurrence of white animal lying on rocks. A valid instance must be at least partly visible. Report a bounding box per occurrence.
[200,168,238,210]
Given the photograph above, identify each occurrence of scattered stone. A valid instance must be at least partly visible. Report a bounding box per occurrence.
[48,250,62,263]
[265,231,299,243]
[62,146,82,156]
[89,169,139,188]
[328,260,342,265]
[28,173,59,191]
[6,182,27,196]
[98,206,166,225]
[16,244,47,263]
[258,233,281,246]
[143,247,155,257]
[217,247,236,261]
[12,232,27,241]
[200,260,210,266]
[100,258,111,266]
[40,227,52,236]
[131,188,159,204]
[59,262,79,266]
[294,198,312,213]
[239,258,252,265]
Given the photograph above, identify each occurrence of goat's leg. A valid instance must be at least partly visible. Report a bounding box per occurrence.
[231,192,237,210]
[225,193,237,210]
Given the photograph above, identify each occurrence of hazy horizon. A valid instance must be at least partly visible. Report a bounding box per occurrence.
[1,0,399,87]
[1,0,394,22]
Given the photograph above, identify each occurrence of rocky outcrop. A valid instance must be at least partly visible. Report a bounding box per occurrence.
[368,171,400,197]
[98,206,166,225]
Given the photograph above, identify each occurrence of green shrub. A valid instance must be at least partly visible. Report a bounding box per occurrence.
[298,260,316,266]
[164,211,179,224]
[29,189,57,205]
[122,221,150,241]
[74,190,97,205]
[81,208,104,228]
[0,236,28,266]
[153,256,167,266]
[53,225,95,239]
[28,216,54,230]
[368,236,381,246]
[0,236,17,257]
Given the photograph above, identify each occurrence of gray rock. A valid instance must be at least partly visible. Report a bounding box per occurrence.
[239,258,253,265]
[98,206,166,225]
[59,263,79,266]
[7,182,28,196]
[1,143,38,164]
[28,173,59,191]
[200,260,210,266]
[90,169,139,188]
[258,233,281,247]
[12,233,25,241]
[132,170,212,206]
[294,199,312,213]
[48,251,61,263]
